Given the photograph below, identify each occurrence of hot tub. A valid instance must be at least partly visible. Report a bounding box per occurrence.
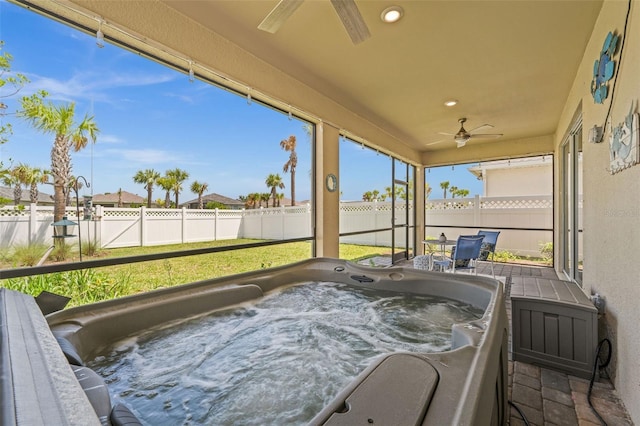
[5,258,508,425]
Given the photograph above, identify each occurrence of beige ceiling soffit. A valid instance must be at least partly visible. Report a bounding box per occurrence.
[340,129,418,167]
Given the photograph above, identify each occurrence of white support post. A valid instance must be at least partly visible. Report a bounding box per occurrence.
[214,208,218,241]
[281,205,285,240]
[181,207,187,244]
[140,206,146,246]
[95,205,104,248]
[260,206,264,240]
[473,195,481,226]
[29,203,37,245]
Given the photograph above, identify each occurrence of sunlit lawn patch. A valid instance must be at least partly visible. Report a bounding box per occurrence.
[1,240,388,306]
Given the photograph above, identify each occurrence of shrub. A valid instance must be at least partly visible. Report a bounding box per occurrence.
[1,269,133,307]
[81,239,101,257]
[492,250,519,262]
[10,243,50,266]
[205,201,229,209]
[540,242,553,264]
[51,241,75,262]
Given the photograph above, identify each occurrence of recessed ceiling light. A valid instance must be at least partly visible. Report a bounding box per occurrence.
[444,100,458,107]
[381,6,403,23]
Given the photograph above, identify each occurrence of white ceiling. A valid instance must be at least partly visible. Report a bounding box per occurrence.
[162,0,602,154]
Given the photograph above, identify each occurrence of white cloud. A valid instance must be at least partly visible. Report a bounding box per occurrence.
[97,134,123,144]
[163,92,195,104]
[18,70,177,105]
[105,148,181,165]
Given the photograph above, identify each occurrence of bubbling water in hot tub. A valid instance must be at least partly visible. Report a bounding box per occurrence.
[88,281,484,425]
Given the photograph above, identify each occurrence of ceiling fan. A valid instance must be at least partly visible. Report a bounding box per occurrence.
[428,118,503,148]
[258,0,371,45]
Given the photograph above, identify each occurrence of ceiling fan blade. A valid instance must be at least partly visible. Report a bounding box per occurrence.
[437,132,455,136]
[468,123,494,133]
[469,133,503,139]
[330,0,371,44]
[426,139,447,146]
[258,0,304,33]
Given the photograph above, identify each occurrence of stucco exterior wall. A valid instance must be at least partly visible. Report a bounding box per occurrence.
[555,1,640,420]
[485,165,552,197]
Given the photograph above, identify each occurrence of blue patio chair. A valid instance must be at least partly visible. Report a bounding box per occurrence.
[432,235,485,274]
[477,230,500,278]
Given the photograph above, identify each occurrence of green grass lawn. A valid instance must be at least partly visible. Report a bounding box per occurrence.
[1,240,389,307]
[1,238,547,308]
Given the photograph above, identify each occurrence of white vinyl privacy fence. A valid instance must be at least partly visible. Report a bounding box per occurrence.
[425,195,553,257]
[0,195,553,256]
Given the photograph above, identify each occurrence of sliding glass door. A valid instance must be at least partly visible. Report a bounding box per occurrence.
[561,118,583,284]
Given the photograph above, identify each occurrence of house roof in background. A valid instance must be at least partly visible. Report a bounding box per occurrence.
[0,186,54,204]
[92,190,145,204]
[182,193,243,206]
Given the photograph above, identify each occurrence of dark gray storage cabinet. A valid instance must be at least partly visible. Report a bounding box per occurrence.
[511,277,597,379]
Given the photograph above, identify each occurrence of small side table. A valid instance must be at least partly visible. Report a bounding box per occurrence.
[423,239,456,271]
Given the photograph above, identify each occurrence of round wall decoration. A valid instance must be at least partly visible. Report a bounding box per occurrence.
[591,31,619,104]
[325,174,337,192]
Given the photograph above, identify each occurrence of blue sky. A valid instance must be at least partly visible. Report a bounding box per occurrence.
[0,1,482,203]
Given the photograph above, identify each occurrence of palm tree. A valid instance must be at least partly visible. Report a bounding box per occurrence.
[449,185,458,199]
[166,168,189,207]
[276,193,284,207]
[280,135,297,206]
[26,167,50,205]
[190,180,209,209]
[8,164,30,205]
[66,175,85,207]
[242,194,251,209]
[265,173,285,207]
[385,186,393,200]
[133,169,160,208]
[1,168,21,206]
[157,176,174,208]
[19,92,99,221]
[456,188,470,198]
[362,191,373,202]
[261,192,271,208]
[440,181,450,199]
[247,192,260,209]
